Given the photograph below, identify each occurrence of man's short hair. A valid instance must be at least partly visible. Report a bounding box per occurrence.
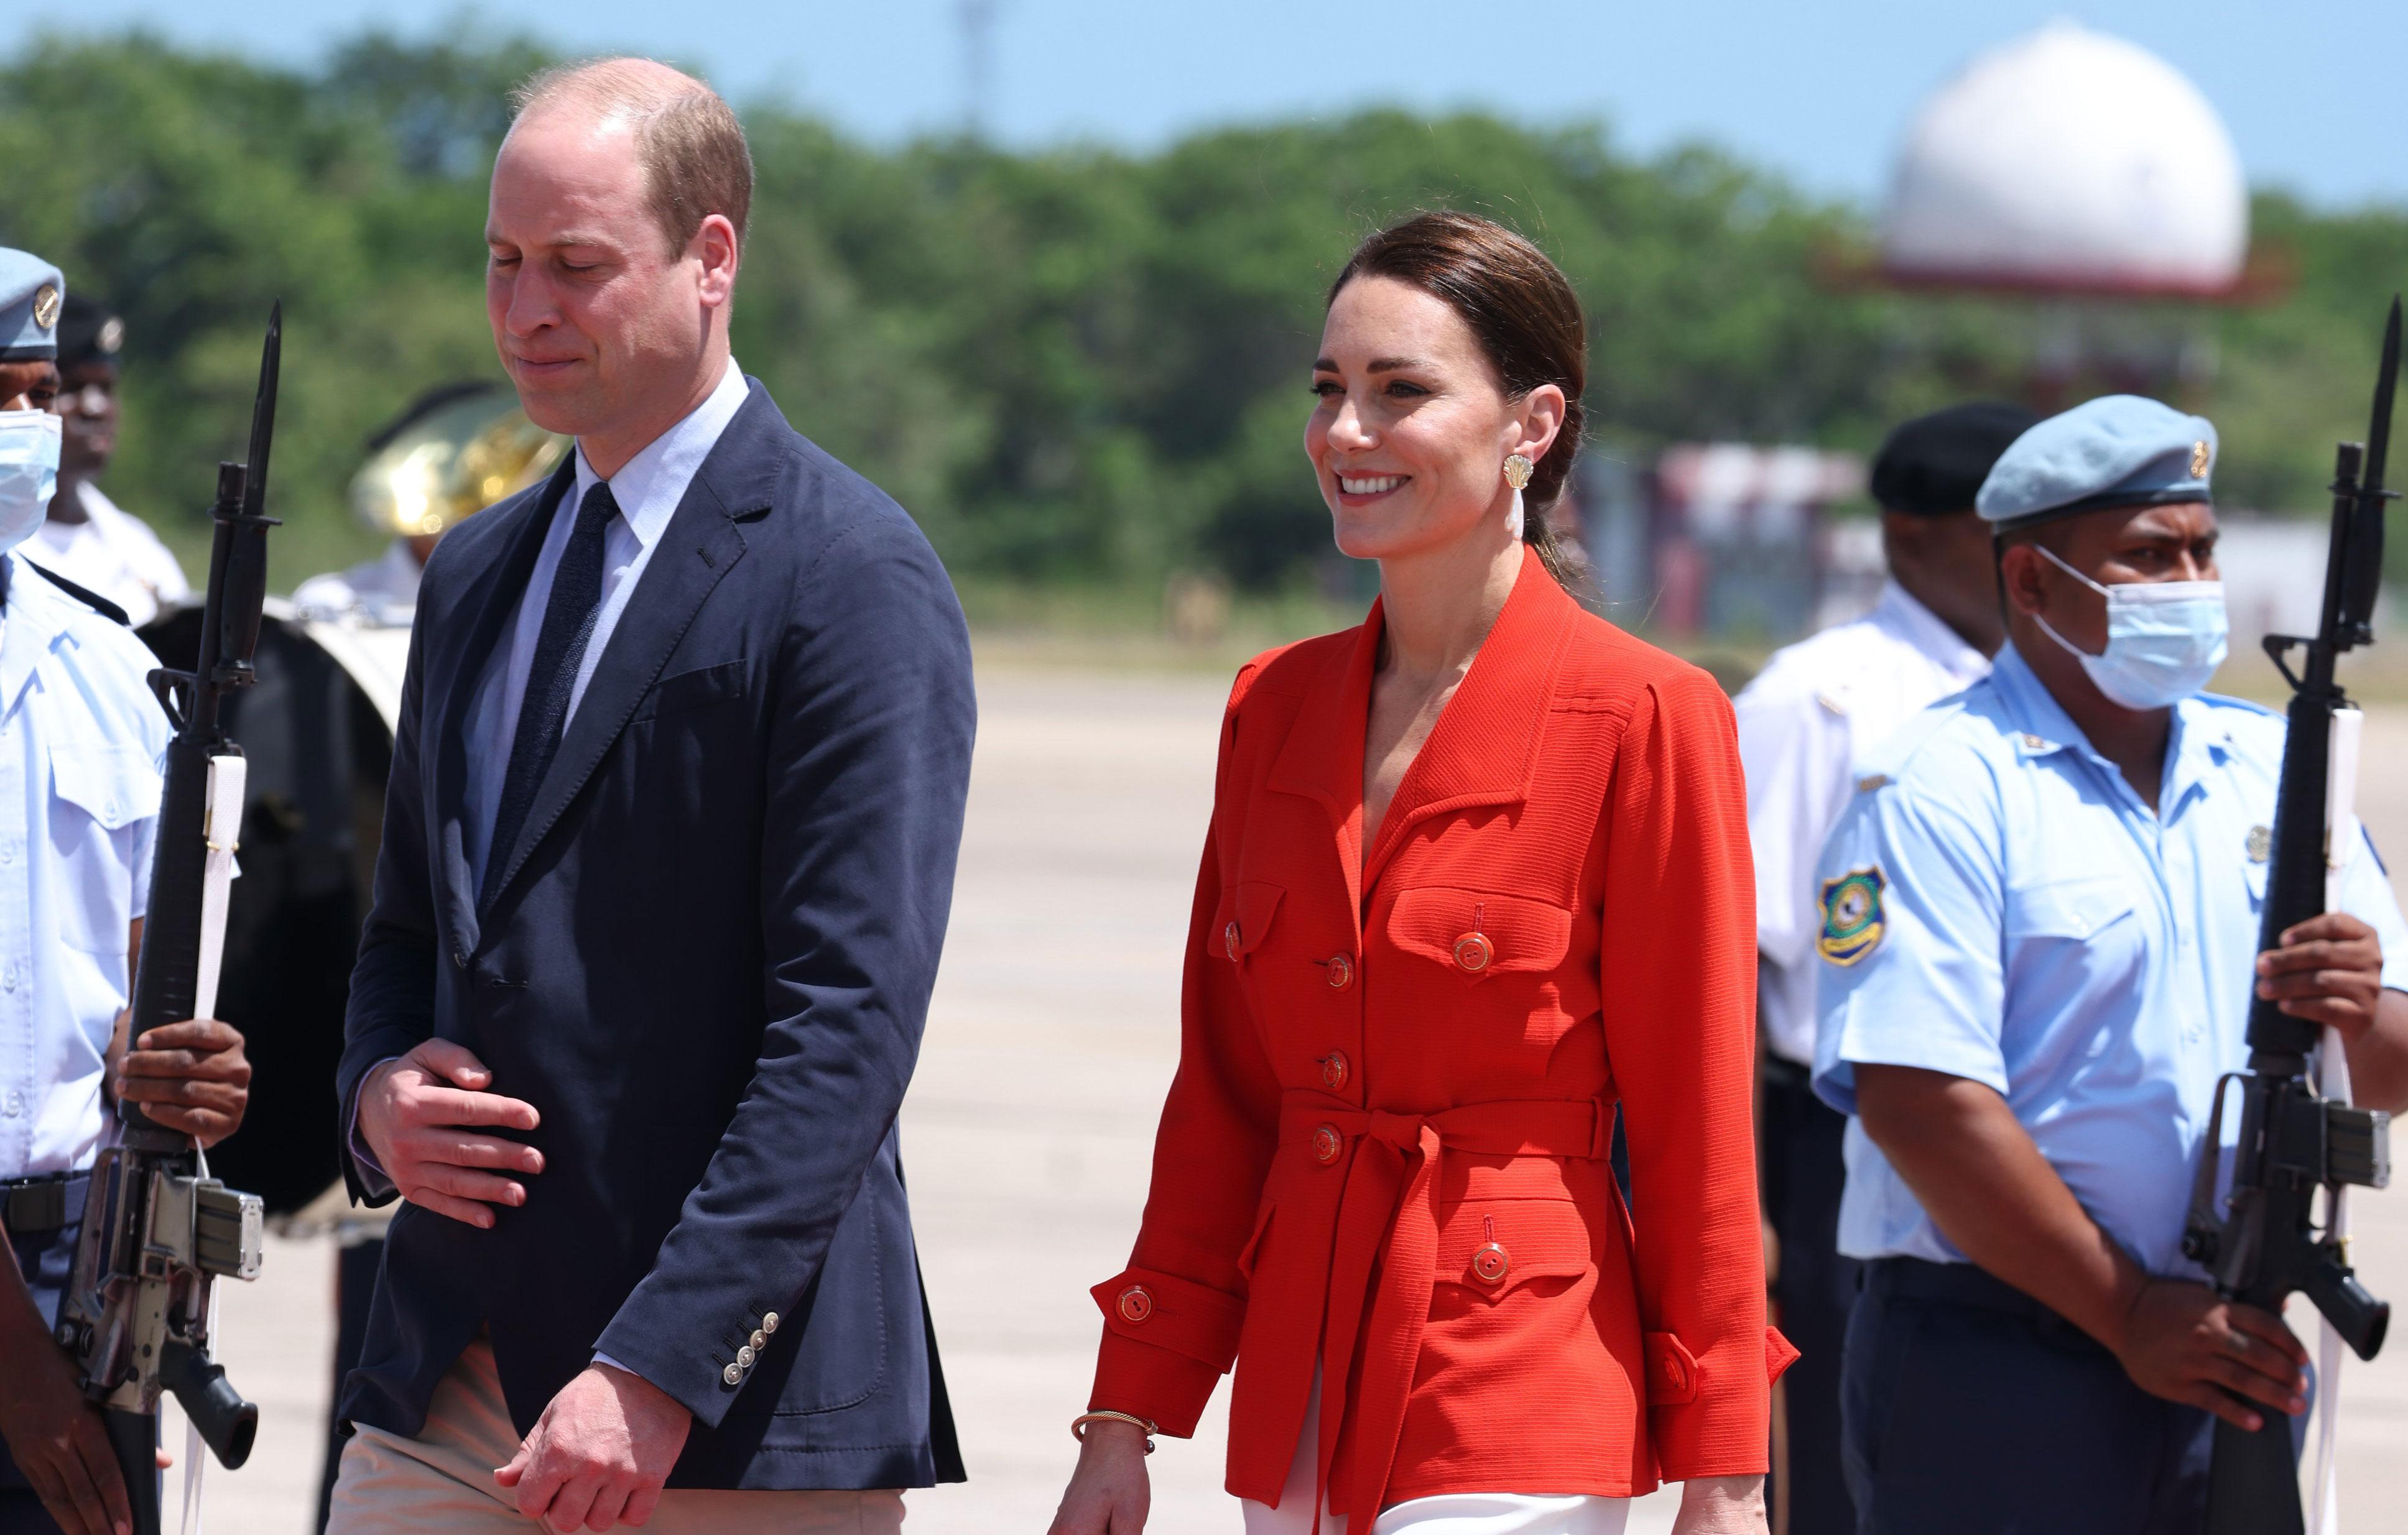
[509,58,754,256]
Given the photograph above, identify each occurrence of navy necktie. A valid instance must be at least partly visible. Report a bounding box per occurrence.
[485,481,618,898]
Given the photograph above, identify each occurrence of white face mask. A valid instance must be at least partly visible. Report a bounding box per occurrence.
[0,410,61,554]
[2031,542,2228,711]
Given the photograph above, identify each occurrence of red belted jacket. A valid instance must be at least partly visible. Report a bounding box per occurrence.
[1088,555,1794,1518]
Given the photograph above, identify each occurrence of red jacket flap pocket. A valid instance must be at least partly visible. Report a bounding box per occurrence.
[1091,1270,1246,1375]
[1766,1325,1801,1385]
[1644,1330,1702,1406]
[1435,1197,1596,1302]
[1211,881,1285,961]
[1386,887,1573,977]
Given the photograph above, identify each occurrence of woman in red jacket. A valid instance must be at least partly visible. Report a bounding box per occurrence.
[1049,212,1789,1535]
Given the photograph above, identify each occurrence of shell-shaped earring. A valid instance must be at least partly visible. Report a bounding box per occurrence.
[1503,453,1534,539]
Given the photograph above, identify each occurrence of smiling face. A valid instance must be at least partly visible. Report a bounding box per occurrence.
[484,104,737,472]
[1305,275,1563,565]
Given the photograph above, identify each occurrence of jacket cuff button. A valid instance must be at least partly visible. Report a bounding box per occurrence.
[722,1362,743,1386]
[1116,1285,1154,1323]
[750,1329,767,1350]
[761,1312,779,1334]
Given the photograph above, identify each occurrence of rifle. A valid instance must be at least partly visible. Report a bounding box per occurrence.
[2182,299,2400,1535]
[53,305,280,1534]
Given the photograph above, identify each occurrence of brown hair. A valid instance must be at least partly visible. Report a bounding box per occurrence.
[1328,211,1588,584]
[510,58,754,255]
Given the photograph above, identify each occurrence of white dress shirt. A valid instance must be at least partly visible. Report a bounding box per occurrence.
[0,549,170,1178]
[1733,579,1991,1065]
[460,357,749,887]
[30,481,192,629]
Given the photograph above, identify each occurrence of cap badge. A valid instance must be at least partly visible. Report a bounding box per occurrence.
[2190,440,2210,479]
[97,316,124,354]
[30,284,59,330]
[1817,866,1887,966]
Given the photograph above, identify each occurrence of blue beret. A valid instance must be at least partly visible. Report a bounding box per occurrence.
[1976,394,2216,531]
[0,249,64,363]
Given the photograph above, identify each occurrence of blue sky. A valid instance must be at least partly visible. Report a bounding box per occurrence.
[11,1,2406,210]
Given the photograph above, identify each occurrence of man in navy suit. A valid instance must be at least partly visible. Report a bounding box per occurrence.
[328,58,974,1534]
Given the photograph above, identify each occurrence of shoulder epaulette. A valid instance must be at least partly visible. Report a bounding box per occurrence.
[24,560,131,627]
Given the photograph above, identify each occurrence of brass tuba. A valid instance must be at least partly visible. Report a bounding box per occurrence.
[350,382,568,538]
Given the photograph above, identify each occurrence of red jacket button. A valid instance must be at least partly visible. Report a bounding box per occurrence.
[1117,1286,1154,1323]
[1312,1125,1343,1165]
[1453,932,1493,972]
[1321,1052,1350,1092]
[1224,921,1242,960]
[1325,954,1354,989]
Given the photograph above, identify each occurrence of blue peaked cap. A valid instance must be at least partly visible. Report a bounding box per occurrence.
[1975,394,2217,532]
[0,249,63,364]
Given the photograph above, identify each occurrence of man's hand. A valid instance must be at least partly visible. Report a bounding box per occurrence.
[2257,913,2385,1039]
[356,1039,542,1228]
[109,1016,251,1148]
[495,1363,692,1532]
[0,1291,132,1535]
[2112,1277,2308,1432]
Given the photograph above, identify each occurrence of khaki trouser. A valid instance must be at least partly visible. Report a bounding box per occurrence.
[327,1337,905,1534]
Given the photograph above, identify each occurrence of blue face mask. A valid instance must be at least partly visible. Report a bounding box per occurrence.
[2032,543,2228,711]
[0,410,61,555]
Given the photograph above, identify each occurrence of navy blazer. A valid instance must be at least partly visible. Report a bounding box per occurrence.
[335,382,973,1490]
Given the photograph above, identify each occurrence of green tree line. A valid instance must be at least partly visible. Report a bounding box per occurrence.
[3,27,2404,598]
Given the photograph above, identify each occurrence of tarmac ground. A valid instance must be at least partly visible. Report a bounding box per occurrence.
[177,665,2408,1532]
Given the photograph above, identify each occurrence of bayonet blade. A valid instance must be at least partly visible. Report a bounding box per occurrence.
[238,303,280,522]
[2362,295,2399,504]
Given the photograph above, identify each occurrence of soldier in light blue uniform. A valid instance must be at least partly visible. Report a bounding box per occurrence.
[1810,395,2408,1534]
[0,251,252,1535]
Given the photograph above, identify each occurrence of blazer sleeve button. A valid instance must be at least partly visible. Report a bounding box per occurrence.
[761,1312,779,1334]
[1224,921,1243,960]
[723,1363,743,1386]
[1117,1285,1154,1323]
[751,1329,767,1350]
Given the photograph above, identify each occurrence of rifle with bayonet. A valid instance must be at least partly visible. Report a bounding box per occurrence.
[2182,298,2399,1535]
[52,305,282,1534]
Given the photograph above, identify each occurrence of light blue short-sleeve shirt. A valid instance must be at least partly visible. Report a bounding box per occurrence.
[0,550,170,1179]
[1810,641,2408,1277]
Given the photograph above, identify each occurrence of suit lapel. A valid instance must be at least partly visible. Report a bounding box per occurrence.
[1360,554,1573,885]
[1265,606,1379,930]
[429,462,572,948]
[480,385,784,913]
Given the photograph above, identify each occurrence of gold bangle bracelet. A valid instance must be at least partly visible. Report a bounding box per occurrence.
[1072,1409,1158,1454]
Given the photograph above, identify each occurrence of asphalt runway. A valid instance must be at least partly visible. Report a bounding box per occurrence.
[179,666,2408,1532]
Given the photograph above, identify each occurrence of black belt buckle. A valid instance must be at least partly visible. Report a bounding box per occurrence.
[0,1173,86,1235]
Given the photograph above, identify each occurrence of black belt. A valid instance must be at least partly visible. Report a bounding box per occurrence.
[0,1173,89,1235]
[1864,1256,2100,1347]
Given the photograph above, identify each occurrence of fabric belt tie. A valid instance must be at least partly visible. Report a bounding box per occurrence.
[0,1172,90,1235]
[1277,1091,1609,1529]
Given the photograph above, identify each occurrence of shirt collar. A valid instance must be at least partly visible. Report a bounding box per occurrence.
[1990,639,2228,810]
[1871,578,1989,685]
[570,356,749,549]
[0,550,75,721]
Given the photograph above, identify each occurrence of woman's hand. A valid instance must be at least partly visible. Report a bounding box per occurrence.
[1670,1473,1767,1534]
[1046,1418,1151,1535]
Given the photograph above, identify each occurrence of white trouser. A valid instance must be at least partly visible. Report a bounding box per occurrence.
[1239,1369,1630,1535]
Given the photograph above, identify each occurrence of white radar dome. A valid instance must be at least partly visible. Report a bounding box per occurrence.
[1879,22,2248,296]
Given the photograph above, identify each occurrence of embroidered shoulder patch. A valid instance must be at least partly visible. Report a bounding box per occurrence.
[1817,867,1887,966]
